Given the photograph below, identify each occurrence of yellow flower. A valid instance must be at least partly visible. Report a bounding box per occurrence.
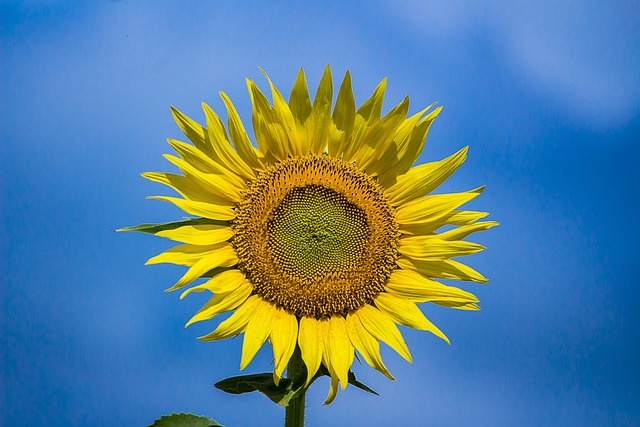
[138,67,496,404]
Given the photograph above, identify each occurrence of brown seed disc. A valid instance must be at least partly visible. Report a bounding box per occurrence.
[232,154,399,318]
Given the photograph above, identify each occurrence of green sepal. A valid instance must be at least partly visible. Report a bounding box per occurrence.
[314,365,379,396]
[347,370,378,395]
[215,366,378,406]
[116,217,229,234]
[147,412,224,427]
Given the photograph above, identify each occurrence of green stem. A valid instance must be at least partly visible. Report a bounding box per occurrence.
[284,346,306,427]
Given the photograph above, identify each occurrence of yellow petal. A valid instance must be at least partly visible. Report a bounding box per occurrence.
[395,188,483,224]
[185,279,252,326]
[437,221,500,241]
[198,295,262,341]
[387,147,468,205]
[378,106,443,189]
[397,257,489,283]
[260,68,300,156]
[322,316,353,391]
[170,106,215,159]
[433,300,481,311]
[355,304,412,363]
[288,68,315,155]
[247,79,286,160]
[163,154,244,202]
[386,268,479,304]
[202,102,258,181]
[446,210,490,225]
[270,308,298,384]
[341,114,369,161]
[165,243,237,292]
[345,313,394,380]
[389,105,435,160]
[309,65,334,154]
[323,375,340,406]
[374,293,450,344]
[399,236,485,261]
[141,172,235,206]
[341,79,400,164]
[360,97,409,174]
[318,319,342,402]
[289,68,312,126]
[146,243,226,266]
[147,196,236,221]
[219,91,264,171]
[329,70,355,157]
[155,224,233,245]
[399,210,491,235]
[241,299,277,370]
[391,106,442,178]
[297,316,323,386]
[356,97,410,171]
[373,105,435,187]
[166,138,232,178]
[357,77,387,124]
[180,269,246,299]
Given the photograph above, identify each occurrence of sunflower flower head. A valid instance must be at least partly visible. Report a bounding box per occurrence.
[123,66,497,405]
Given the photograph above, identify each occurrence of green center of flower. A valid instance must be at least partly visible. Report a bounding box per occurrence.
[233,154,399,319]
[267,185,369,280]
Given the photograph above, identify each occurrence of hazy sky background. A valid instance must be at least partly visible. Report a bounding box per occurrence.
[2,1,639,426]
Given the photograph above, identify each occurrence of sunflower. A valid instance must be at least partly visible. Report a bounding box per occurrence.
[131,66,496,404]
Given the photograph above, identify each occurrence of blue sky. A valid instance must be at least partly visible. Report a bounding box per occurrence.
[2,1,639,426]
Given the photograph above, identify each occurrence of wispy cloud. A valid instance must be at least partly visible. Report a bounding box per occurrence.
[382,0,639,127]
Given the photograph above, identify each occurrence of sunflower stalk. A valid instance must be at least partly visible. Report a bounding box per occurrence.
[284,346,306,427]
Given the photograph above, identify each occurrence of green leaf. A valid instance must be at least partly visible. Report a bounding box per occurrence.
[215,366,378,406]
[116,218,228,234]
[147,412,224,427]
[215,373,275,394]
[214,373,306,407]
